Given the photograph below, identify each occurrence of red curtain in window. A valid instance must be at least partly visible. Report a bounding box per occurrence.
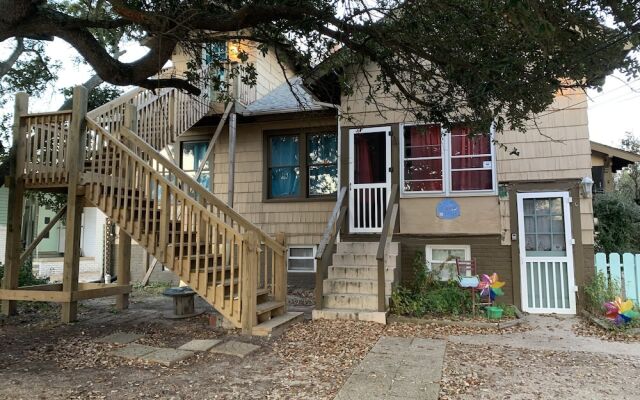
[451,126,492,191]
[407,125,442,191]
[355,134,373,184]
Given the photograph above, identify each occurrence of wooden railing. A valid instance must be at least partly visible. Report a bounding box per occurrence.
[87,66,212,152]
[22,111,72,186]
[314,187,348,310]
[376,184,399,312]
[83,119,285,330]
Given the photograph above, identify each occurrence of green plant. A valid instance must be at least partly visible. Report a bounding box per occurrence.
[584,271,622,314]
[0,260,49,287]
[390,253,473,317]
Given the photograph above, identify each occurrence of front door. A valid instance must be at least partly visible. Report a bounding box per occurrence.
[517,192,576,314]
[348,127,392,233]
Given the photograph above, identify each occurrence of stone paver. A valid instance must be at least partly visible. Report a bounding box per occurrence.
[139,348,195,366]
[178,339,222,352]
[210,340,260,358]
[449,315,640,358]
[96,332,144,344]
[335,336,446,400]
[110,344,158,360]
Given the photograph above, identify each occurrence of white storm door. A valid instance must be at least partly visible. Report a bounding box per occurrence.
[517,192,576,314]
[348,127,392,233]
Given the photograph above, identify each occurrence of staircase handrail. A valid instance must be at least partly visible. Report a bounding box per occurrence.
[85,120,239,235]
[314,186,347,310]
[376,183,399,312]
[115,125,284,254]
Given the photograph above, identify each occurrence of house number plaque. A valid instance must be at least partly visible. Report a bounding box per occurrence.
[436,199,460,220]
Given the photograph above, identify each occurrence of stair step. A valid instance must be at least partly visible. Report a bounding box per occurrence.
[252,312,304,337]
[336,241,399,256]
[328,265,397,281]
[311,308,386,324]
[323,293,384,310]
[256,301,285,316]
[323,278,393,295]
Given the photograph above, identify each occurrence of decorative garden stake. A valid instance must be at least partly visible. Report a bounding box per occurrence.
[604,297,640,325]
[477,273,505,302]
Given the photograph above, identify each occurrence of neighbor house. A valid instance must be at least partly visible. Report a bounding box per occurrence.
[0,38,605,334]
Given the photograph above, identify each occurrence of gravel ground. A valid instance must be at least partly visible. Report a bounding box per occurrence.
[441,343,640,400]
[2,293,639,399]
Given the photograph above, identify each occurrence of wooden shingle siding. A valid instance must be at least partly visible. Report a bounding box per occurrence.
[191,115,338,246]
[398,235,514,305]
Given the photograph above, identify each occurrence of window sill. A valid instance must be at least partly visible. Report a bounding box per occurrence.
[264,196,337,203]
[400,191,498,199]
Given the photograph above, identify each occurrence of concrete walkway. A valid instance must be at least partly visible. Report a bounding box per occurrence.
[334,336,446,400]
[450,314,640,358]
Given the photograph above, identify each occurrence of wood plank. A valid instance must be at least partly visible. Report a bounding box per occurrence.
[72,284,132,301]
[0,289,70,302]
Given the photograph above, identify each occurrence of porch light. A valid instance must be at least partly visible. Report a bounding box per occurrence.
[581,176,594,198]
[228,42,241,62]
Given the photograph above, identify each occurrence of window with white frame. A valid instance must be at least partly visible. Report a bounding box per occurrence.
[401,124,495,195]
[287,246,317,273]
[425,245,471,281]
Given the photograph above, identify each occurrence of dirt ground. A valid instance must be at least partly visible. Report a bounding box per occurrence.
[1,290,639,400]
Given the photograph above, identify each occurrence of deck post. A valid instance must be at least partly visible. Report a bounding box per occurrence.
[227,111,237,207]
[274,232,287,308]
[115,230,132,310]
[114,104,138,310]
[1,92,29,316]
[241,230,258,334]
[61,85,88,323]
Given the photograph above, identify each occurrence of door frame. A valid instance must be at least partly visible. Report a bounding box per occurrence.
[348,126,392,233]
[516,191,576,314]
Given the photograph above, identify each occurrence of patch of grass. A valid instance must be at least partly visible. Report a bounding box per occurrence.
[584,271,622,315]
[133,281,172,296]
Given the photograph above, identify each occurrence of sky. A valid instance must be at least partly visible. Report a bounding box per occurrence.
[1,38,640,148]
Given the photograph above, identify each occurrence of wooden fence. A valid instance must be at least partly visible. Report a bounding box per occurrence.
[595,252,640,304]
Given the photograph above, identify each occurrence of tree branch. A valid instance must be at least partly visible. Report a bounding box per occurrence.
[0,37,24,77]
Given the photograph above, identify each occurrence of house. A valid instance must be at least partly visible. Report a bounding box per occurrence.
[590,141,640,194]
[0,189,106,281]
[0,39,602,334]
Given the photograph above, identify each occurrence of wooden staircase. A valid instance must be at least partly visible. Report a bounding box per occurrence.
[9,69,302,335]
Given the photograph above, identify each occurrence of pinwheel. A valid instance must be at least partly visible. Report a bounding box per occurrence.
[477,273,505,301]
[604,297,640,325]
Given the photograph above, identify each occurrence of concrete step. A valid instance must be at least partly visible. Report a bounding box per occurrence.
[323,293,387,310]
[312,308,387,324]
[328,265,397,281]
[252,312,304,337]
[332,253,397,268]
[323,278,393,296]
[336,241,399,256]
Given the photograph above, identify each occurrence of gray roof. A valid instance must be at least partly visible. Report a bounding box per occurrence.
[241,77,326,116]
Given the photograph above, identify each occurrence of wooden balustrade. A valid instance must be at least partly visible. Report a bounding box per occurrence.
[22,111,72,186]
[315,187,348,309]
[376,184,399,312]
[83,120,285,329]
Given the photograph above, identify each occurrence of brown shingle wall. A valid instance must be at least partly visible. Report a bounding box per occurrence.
[398,235,514,305]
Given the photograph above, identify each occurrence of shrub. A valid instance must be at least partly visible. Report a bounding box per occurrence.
[584,271,621,314]
[0,260,49,287]
[390,252,473,317]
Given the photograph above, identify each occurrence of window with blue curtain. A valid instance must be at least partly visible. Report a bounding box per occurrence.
[269,136,300,198]
[181,141,210,189]
[267,131,338,199]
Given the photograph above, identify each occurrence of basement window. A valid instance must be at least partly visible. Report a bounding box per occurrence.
[425,244,470,281]
[287,246,317,273]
